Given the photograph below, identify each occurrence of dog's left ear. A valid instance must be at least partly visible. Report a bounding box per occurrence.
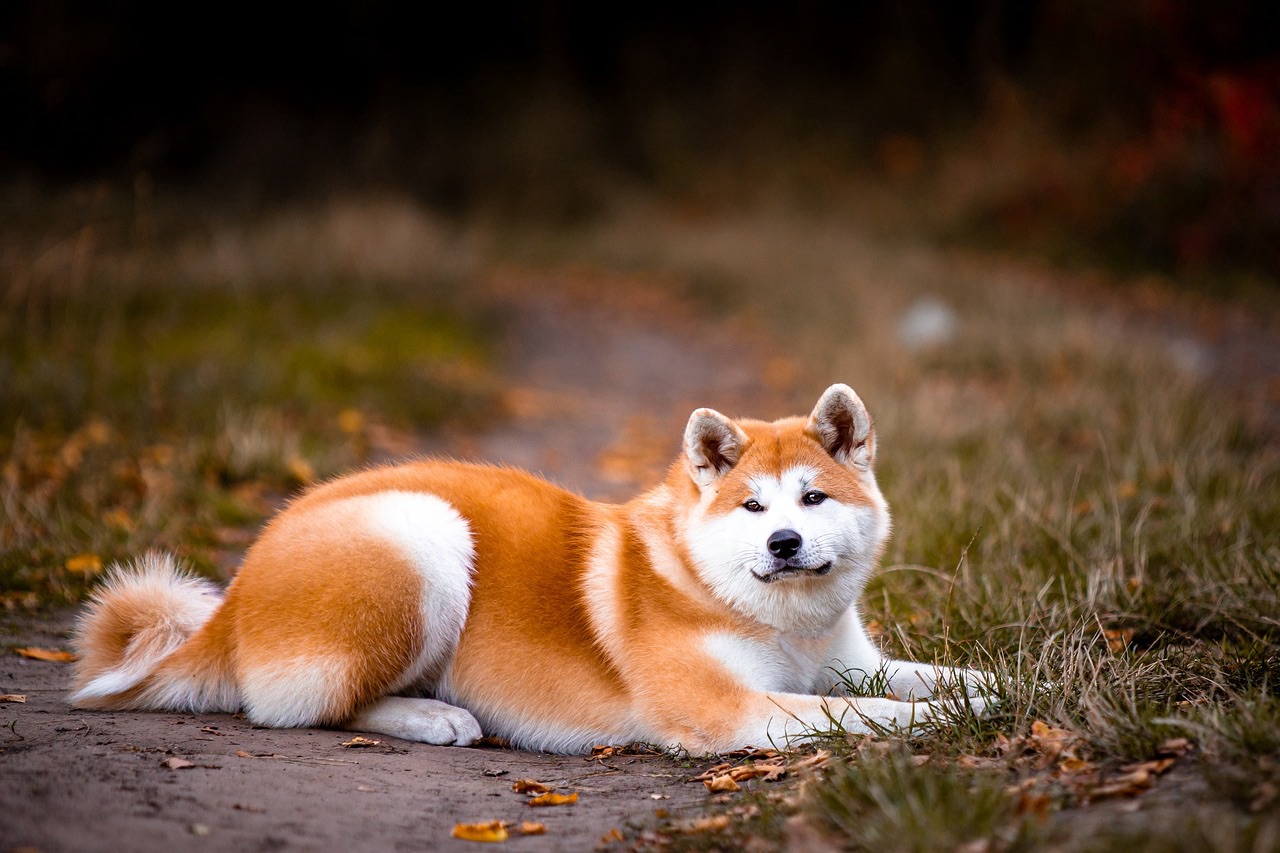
[807,383,875,469]
[685,408,749,489]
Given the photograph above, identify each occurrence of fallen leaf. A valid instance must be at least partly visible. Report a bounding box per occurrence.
[235,750,254,758]
[1059,757,1095,774]
[518,822,546,836]
[703,774,741,793]
[1014,791,1051,820]
[789,750,832,772]
[599,827,624,844]
[103,508,135,532]
[451,821,509,842]
[1089,773,1154,800]
[993,732,1018,756]
[956,754,1001,770]
[200,725,225,736]
[677,815,730,834]
[65,553,103,575]
[527,791,578,807]
[0,694,27,703]
[337,409,366,434]
[287,456,316,485]
[1157,738,1193,757]
[1104,627,1136,653]
[341,736,382,748]
[1029,721,1079,766]
[511,779,553,795]
[1121,758,1176,776]
[162,757,196,769]
[15,647,77,662]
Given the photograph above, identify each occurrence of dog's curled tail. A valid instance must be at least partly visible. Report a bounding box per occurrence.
[69,552,237,713]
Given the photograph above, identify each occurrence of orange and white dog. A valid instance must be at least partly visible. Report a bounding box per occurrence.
[70,384,990,754]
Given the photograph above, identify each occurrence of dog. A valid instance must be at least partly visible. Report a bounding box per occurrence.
[70,384,991,754]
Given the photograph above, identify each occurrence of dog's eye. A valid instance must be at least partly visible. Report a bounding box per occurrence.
[802,490,828,506]
[743,499,765,513]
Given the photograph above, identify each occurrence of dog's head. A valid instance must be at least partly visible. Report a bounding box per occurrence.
[678,384,891,631]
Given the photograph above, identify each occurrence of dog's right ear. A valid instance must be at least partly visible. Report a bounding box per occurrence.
[684,408,749,489]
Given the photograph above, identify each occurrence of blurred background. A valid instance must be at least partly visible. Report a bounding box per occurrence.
[4,0,1279,277]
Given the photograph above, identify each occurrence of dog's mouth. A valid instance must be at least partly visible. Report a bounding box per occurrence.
[752,561,833,584]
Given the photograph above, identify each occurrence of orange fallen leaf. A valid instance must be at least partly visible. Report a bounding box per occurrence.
[789,749,832,772]
[341,736,382,748]
[337,408,366,434]
[65,553,103,574]
[599,827,624,844]
[703,773,741,793]
[677,815,730,834]
[527,791,578,807]
[1104,627,1136,653]
[511,779,553,795]
[287,456,316,485]
[451,821,509,842]
[0,694,26,703]
[15,647,77,662]
[103,508,135,532]
[1015,791,1052,820]
[517,822,546,836]
[1157,738,1193,757]
[1059,757,1095,774]
[1121,758,1175,776]
[1088,774,1154,800]
[162,757,196,770]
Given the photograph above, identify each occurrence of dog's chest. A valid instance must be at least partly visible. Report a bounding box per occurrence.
[702,631,833,694]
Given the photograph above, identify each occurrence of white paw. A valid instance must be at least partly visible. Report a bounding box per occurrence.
[347,697,483,746]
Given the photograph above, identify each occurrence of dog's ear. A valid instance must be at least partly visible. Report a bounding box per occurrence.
[685,408,749,489]
[807,384,875,469]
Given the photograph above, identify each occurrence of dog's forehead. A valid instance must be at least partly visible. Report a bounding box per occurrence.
[705,418,867,511]
[749,465,819,498]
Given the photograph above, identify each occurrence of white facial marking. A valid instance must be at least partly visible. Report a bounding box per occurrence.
[686,465,890,634]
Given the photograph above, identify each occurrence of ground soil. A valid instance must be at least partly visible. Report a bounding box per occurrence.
[0,274,794,853]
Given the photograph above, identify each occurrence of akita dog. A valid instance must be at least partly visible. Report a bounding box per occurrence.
[70,384,991,754]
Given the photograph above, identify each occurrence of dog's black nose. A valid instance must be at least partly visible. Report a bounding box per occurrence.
[767,529,802,559]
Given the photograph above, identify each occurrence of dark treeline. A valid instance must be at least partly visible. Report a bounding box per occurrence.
[3,1,1278,274]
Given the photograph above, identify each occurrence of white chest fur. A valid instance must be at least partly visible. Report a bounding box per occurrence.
[703,631,835,694]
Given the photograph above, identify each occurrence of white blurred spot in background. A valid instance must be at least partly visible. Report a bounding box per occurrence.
[898,296,958,351]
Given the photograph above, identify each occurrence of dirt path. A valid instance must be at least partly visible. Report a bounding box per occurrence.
[0,274,793,852]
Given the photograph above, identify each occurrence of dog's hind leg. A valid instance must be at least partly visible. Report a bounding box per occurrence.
[344,696,482,745]
[230,490,477,734]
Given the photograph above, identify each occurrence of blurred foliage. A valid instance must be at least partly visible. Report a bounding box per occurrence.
[3,1,1277,278]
